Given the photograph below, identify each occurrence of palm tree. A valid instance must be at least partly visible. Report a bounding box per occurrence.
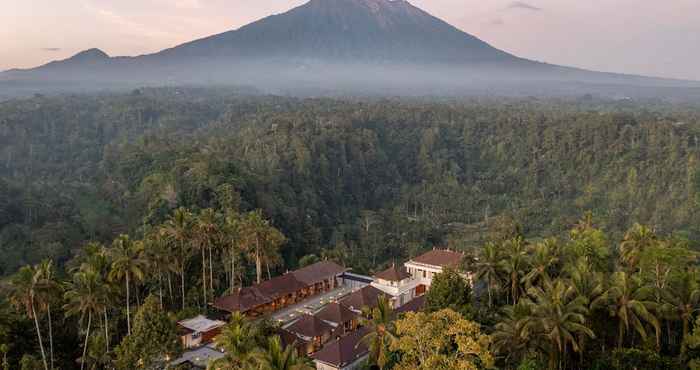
[661,269,700,352]
[360,295,396,370]
[240,210,286,284]
[474,242,503,307]
[565,258,606,311]
[619,224,657,270]
[492,301,537,366]
[64,269,107,370]
[606,271,660,349]
[35,260,60,370]
[160,208,194,309]
[213,312,260,369]
[522,239,560,288]
[525,280,595,370]
[77,243,114,349]
[108,234,146,335]
[223,213,243,294]
[7,265,49,370]
[252,336,314,370]
[499,237,528,304]
[143,232,173,309]
[194,209,220,306]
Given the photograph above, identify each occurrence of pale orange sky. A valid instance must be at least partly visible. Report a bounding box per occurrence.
[1,0,699,80]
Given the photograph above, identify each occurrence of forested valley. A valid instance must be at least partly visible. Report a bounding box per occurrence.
[2,88,700,369]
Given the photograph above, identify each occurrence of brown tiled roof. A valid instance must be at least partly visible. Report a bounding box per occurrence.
[213,286,269,313]
[394,295,426,315]
[410,249,464,268]
[311,327,370,367]
[213,261,347,313]
[339,286,390,312]
[293,261,347,285]
[276,327,309,349]
[315,302,358,325]
[256,273,308,299]
[285,314,335,339]
[374,265,411,282]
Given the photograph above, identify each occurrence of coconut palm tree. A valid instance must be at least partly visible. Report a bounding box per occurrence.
[360,295,397,370]
[212,312,260,369]
[606,271,660,349]
[108,234,146,335]
[160,208,194,309]
[492,301,537,366]
[143,232,173,309]
[240,210,286,284]
[7,265,49,370]
[499,237,528,304]
[565,258,606,311]
[474,242,504,307]
[64,269,107,370]
[661,269,700,352]
[619,224,657,270]
[35,260,60,370]
[194,208,221,305]
[522,239,560,288]
[525,280,595,370]
[252,336,314,370]
[223,213,243,294]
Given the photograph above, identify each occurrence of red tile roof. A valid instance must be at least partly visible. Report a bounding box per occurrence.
[293,261,347,285]
[315,302,358,325]
[311,328,370,368]
[339,286,390,312]
[213,261,347,313]
[394,295,426,315]
[410,249,464,268]
[285,314,335,339]
[374,265,411,282]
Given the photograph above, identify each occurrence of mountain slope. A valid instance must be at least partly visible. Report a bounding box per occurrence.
[2,0,698,96]
[156,0,515,64]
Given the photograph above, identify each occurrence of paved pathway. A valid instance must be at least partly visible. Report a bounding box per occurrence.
[272,285,356,325]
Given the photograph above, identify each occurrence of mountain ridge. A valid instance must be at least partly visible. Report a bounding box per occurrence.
[2,0,699,97]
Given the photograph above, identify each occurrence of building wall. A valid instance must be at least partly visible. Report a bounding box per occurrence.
[314,355,368,370]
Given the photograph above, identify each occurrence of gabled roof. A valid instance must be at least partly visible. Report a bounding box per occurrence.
[213,286,270,313]
[285,314,335,339]
[256,273,308,298]
[394,295,426,315]
[311,328,370,368]
[315,302,358,325]
[293,261,347,285]
[374,265,411,282]
[409,249,464,268]
[178,315,226,333]
[339,285,390,312]
[276,327,309,349]
[213,261,347,313]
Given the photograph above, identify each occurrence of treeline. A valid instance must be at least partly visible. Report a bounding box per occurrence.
[1,206,294,369]
[1,89,700,275]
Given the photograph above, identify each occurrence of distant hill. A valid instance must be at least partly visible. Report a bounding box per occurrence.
[2,0,699,97]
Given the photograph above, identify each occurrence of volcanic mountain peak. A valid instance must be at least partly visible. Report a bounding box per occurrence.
[71,48,110,61]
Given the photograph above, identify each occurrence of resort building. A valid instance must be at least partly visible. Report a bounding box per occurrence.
[338,285,389,314]
[370,264,424,308]
[311,328,370,370]
[177,315,226,349]
[284,314,336,354]
[403,249,465,287]
[315,302,360,338]
[213,261,347,317]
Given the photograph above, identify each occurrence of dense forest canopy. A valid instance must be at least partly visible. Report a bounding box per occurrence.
[1,89,699,276]
[2,88,700,369]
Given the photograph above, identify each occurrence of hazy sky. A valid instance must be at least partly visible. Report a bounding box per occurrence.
[2,0,699,80]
